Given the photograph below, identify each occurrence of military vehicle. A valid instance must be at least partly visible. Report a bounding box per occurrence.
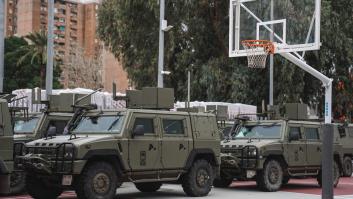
[15,87,220,199]
[0,94,24,195]
[334,123,353,177]
[9,92,93,194]
[217,119,343,191]
[215,104,343,192]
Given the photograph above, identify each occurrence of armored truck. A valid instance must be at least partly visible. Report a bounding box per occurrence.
[216,119,343,192]
[9,93,91,194]
[16,88,220,199]
[0,98,14,194]
[334,123,353,177]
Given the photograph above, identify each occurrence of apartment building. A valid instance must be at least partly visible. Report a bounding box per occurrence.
[5,0,129,92]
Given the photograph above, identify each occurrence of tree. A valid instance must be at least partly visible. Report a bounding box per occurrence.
[17,30,48,88]
[97,0,353,120]
[4,36,62,92]
[61,45,103,89]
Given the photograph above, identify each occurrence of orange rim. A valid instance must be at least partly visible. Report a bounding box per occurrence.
[241,40,275,54]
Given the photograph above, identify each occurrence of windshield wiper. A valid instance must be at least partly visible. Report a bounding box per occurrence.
[107,117,121,131]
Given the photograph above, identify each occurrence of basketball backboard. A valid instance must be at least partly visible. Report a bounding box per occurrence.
[229,0,321,57]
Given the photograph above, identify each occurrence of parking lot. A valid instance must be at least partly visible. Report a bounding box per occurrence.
[2,177,353,199]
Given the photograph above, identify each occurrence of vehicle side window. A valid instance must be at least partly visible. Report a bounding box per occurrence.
[133,118,154,134]
[304,127,320,140]
[289,127,301,140]
[162,119,184,135]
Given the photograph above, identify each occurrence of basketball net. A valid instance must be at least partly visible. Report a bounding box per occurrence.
[241,40,275,69]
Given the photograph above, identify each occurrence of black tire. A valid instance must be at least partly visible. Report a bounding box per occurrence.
[117,180,123,188]
[9,171,26,195]
[213,177,233,188]
[26,175,62,199]
[75,162,118,199]
[282,176,290,185]
[256,159,283,192]
[317,161,340,188]
[342,157,352,177]
[182,159,214,197]
[135,182,162,192]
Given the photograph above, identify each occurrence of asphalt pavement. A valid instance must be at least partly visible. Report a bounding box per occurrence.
[2,177,353,199]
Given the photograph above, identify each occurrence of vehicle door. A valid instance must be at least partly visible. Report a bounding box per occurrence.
[128,114,161,179]
[160,115,192,175]
[285,125,307,168]
[304,125,321,167]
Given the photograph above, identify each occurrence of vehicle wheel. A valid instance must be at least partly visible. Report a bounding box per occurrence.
[135,182,162,192]
[343,157,352,177]
[256,159,283,192]
[317,161,340,188]
[75,162,118,199]
[182,159,214,197]
[9,171,26,195]
[26,175,62,199]
[282,176,290,185]
[117,180,123,188]
[213,177,233,188]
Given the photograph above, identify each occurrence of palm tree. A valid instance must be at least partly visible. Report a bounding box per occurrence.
[17,30,47,88]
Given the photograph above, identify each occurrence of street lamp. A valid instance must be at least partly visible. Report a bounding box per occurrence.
[157,0,173,88]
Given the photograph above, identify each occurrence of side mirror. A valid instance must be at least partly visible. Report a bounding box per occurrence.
[47,126,57,137]
[289,131,300,142]
[133,125,145,137]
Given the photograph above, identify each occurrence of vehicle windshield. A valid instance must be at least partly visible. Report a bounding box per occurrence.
[72,115,124,134]
[14,117,40,134]
[232,124,282,139]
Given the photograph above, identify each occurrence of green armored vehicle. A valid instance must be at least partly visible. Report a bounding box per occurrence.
[0,98,14,195]
[16,88,220,199]
[334,123,353,177]
[216,118,343,191]
[10,92,93,194]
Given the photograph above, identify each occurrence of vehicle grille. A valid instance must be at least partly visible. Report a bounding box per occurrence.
[221,148,242,156]
[14,142,75,174]
[27,147,57,159]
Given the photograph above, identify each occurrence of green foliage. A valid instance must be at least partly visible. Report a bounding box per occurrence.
[98,0,353,120]
[4,35,62,92]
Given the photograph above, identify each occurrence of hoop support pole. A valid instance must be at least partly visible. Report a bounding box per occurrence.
[280,52,332,123]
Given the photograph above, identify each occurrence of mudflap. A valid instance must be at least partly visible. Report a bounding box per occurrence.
[0,174,10,194]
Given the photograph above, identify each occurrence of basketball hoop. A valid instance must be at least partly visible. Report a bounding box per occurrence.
[241,40,275,69]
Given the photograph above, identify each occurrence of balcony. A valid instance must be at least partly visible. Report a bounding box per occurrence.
[71,7,77,14]
[70,17,77,22]
[55,21,65,27]
[56,13,66,19]
[54,38,65,45]
[54,30,65,35]
[70,32,77,38]
[70,24,77,30]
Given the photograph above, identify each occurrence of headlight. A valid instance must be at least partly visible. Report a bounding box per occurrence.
[58,144,76,160]
[64,152,73,159]
[246,147,257,157]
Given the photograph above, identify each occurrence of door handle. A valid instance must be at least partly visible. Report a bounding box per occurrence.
[148,144,156,151]
[179,144,186,150]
